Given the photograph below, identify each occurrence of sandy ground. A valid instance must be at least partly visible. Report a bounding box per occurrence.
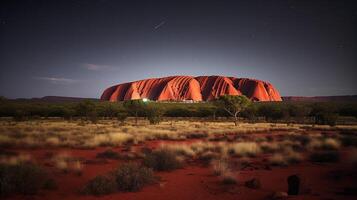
[4,133,357,200]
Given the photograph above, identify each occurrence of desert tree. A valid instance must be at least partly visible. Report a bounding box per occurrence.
[75,100,97,121]
[123,99,146,125]
[145,103,164,125]
[214,95,251,126]
[102,103,120,119]
[117,111,128,125]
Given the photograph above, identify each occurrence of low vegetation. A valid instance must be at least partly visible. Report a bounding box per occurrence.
[96,149,120,159]
[309,151,340,163]
[143,149,182,171]
[0,162,49,196]
[113,163,155,191]
[82,175,117,196]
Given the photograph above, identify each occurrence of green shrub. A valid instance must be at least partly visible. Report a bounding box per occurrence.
[145,105,164,125]
[143,149,181,171]
[82,175,117,196]
[113,163,154,192]
[309,151,340,163]
[0,162,48,196]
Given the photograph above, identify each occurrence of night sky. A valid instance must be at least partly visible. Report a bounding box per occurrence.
[1,0,356,98]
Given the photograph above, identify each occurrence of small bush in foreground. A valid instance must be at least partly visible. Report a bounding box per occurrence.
[96,149,120,160]
[82,175,117,196]
[309,151,340,163]
[221,172,238,185]
[143,149,182,171]
[114,163,155,192]
[0,162,47,196]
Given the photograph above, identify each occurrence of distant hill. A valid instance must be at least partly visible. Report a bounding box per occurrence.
[282,95,357,102]
[15,96,99,102]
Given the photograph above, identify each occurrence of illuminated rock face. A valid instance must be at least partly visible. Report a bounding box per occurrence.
[100,76,282,102]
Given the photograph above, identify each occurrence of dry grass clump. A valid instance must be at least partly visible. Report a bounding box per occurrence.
[159,144,196,158]
[52,152,83,174]
[269,148,303,166]
[190,142,218,154]
[211,159,237,185]
[0,135,13,147]
[198,151,220,165]
[211,159,229,176]
[322,138,341,150]
[45,137,60,146]
[0,154,31,165]
[89,133,134,147]
[308,138,341,151]
[269,154,288,166]
[227,142,261,157]
[259,142,281,153]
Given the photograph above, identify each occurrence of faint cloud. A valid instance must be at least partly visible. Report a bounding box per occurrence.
[33,77,79,84]
[82,63,114,71]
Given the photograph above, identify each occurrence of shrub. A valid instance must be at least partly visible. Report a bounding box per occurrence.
[245,178,261,189]
[309,151,340,163]
[113,163,154,191]
[0,162,47,196]
[117,112,128,125]
[145,104,164,125]
[75,100,96,120]
[221,172,237,185]
[143,149,182,171]
[96,149,120,160]
[82,175,117,196]
[308,138,341,151]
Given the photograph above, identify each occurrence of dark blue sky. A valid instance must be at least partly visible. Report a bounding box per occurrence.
[1,0,356,98]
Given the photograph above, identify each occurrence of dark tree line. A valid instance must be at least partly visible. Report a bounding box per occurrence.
[0,97,356,126]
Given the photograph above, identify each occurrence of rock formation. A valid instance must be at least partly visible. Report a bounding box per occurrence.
[100,75,282,102]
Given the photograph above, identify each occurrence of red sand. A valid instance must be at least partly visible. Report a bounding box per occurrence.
[100,75,282,102]
[6,139,357,200]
